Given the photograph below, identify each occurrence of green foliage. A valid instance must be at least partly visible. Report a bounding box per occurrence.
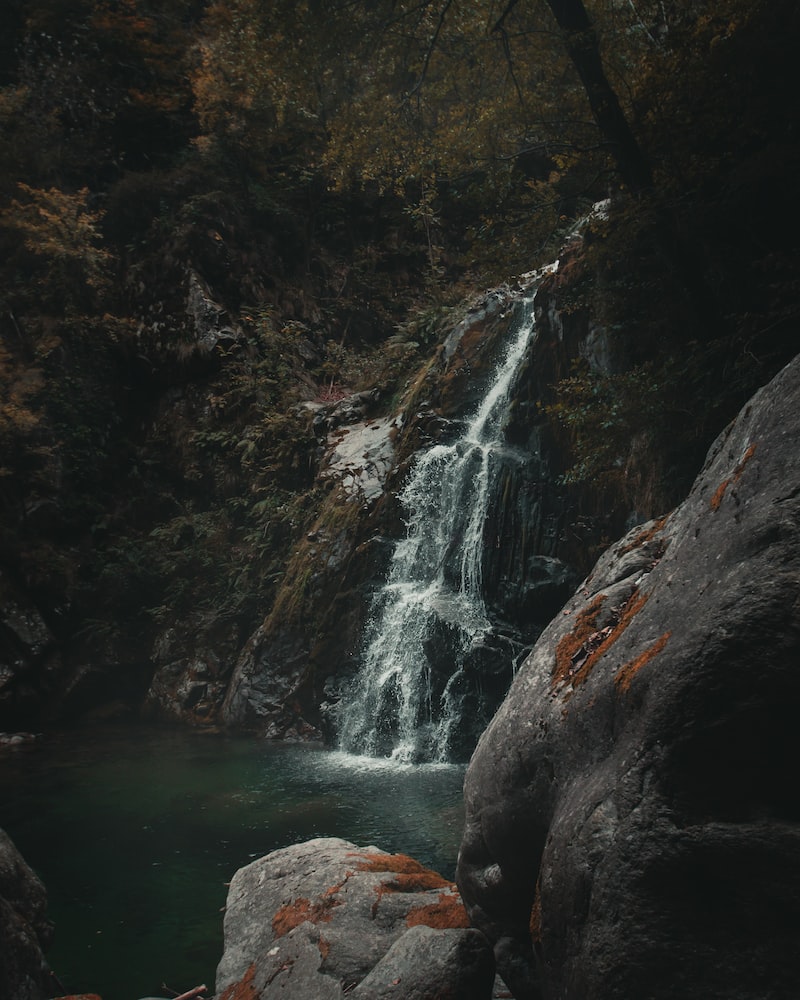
[1,184,113,309]
[546,364,655,484]
[0,0,797,707]
[0,340,49,485]
[545,328,766,506]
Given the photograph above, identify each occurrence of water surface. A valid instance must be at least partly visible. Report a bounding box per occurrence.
[0,724,465,999]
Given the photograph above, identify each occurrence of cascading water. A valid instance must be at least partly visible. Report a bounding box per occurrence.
[337,276,548,763]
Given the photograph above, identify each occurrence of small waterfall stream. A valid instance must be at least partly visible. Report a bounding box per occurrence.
[337,280,544,763]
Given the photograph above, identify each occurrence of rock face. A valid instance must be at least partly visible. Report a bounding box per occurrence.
[231,261,611,745]
[0,828,53,1000]
[144,619,242,726]
[215,837,494,1000]
[0,573,60,729]
[457,352,800,999]
[0,222,660,739]
[320,415,399,503]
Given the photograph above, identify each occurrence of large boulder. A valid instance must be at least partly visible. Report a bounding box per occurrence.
[0,828,53,1000]
[457,352,800,999]
[215,837,494,1000]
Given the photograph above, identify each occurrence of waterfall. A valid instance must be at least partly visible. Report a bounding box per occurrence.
[337,278,545,763]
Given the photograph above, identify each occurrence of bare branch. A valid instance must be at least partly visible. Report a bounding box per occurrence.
[491,0,522,35]
[407,0,454,98]
[490,1,525,106]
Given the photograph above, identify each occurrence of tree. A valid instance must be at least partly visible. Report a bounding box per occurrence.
[1,184,112,310]
[543,0,653,192]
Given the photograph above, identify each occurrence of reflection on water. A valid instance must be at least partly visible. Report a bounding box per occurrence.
[0,724,465,1000]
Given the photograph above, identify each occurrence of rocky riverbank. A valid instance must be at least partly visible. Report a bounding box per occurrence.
[4,348,799,999]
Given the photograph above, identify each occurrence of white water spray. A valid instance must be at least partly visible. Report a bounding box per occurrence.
[337,282,543,763]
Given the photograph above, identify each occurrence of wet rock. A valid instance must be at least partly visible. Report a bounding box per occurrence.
[145,621,241,726]
[457,352,800,999]
[437,286,528,418]
[0,575,58,728]
[321,416,399,503]
[441,287,518,366]
[215,837,490,1000]
[184,270,243,357]
[221,626,321,739]
[0,732,40,749]
[312,389,383,438]
[414,408,461,444]
[488,554,577,628]
[0,828,53,1000]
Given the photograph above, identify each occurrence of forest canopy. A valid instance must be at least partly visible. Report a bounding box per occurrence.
[2,0,793,274]
[0,0,797,722]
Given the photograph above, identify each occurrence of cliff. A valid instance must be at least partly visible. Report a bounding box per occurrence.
[196,344,800,1000]
[2,209,790,750]
[457,348,800,998]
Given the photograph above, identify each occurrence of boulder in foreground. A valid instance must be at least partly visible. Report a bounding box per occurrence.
[457,353,800,998]
[215,837,494,999]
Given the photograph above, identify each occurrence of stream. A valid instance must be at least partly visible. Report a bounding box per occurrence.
[0,723,465,1000]
[337,283,540,762]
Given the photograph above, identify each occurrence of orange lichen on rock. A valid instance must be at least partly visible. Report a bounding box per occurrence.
[406,890,471,929]
[553,594,606,690]
[220,961,258,1000]
[617,515,670,556]
[553,588,651,696]
[351,852,451,892]
[353,854,456,926]
[710,442,756,511]
[709,478,730,511]
[614,632,671,694]
[272,893,342,938]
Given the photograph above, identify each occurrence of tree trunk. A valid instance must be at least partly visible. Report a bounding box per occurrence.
[545,0,653,193]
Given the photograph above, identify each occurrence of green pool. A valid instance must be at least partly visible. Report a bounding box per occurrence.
[0,723,466,1000]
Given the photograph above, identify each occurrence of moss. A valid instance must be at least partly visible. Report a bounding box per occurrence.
[350,851,459,920]
[614,631,671,694]
[401,355,438,414]
[709,478,729,512]
[263,484,365,632]
[406,890,471,929]
[265,559,313,628]
[710,442,756,511]
[350,851,450,887]
[382,871,453,893]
